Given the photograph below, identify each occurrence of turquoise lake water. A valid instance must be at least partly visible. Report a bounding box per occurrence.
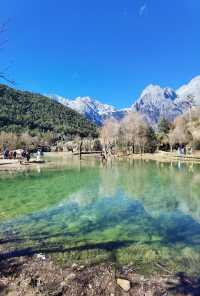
[0,157,200,275]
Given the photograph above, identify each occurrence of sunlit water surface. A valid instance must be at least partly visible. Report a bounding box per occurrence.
[1,157,200,275]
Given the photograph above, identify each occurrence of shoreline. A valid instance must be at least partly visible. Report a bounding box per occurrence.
[118,151,200,164]
[0,159,45,172]
[0,151,200,172]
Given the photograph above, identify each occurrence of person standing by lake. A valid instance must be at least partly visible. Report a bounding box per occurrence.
[13,150,17,159]
[21,149,26,160]
[37,148,41,161]
[3,147,9,159]
[26,150,31,162]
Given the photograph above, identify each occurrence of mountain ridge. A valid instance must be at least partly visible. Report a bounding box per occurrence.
[48,94,129,125]
[48,75,200,125]
[0,84,98,137]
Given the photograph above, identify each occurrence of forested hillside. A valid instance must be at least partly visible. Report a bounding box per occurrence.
[0,84,97,137]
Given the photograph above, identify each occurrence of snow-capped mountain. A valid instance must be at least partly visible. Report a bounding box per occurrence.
[132,85,181,124]
[176,76,200,106]
[132,76,200,125]
[48,94,128,125]
[48,75,200,126]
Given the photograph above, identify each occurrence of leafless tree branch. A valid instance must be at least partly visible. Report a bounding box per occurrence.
[0,72,15,84]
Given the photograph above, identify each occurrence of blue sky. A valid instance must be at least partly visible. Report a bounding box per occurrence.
[0,0,200,108]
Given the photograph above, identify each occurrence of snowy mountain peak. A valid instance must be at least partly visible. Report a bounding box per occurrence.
[47,94,123,125]
[140,84,162,97]
[47,75,200,126]
[138,84,177,105]
[133,76,200,124]
[73,96,117,115]
[132,85,179,124]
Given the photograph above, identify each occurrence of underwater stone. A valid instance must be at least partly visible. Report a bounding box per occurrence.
[117,278,130,291]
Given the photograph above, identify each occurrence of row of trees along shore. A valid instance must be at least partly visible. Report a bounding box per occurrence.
[158,107,200,152]
[100,107,200,155]
[0,131,57,152]
[1,107,200,154]
[100,112,157,155]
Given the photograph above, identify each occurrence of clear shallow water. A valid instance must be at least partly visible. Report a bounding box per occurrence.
[1,158,200,275]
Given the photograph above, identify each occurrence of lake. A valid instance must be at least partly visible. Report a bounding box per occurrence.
[1,156,200,275]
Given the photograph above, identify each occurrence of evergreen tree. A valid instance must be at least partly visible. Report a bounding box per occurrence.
[0,84,98,138]
[158,117,171,134]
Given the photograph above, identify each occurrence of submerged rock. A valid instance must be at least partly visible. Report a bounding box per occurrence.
[117,278,131,291]
[36,253,46,260]
[65,272,76,281]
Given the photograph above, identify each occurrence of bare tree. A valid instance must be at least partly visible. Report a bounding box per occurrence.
[19,132,34,147]
[185,107,200,149]
[120,112,149,154]
[100,118,119,149]
[0,131,18,151]
[168,115,191,150]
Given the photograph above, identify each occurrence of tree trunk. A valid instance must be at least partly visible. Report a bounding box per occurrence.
[79,141,83,160]
[132,144,135,154]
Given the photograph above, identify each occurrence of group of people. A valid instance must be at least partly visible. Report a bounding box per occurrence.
[21,149,31,162]
[3,148,17,160]
[3,147,31,162]
[177,145,193,156]
[3,147,43,162]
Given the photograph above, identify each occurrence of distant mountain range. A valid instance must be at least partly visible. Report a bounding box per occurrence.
[48,95,127,125]
[48,75,200,126]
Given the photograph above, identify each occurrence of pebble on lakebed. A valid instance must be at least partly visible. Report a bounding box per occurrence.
[117,278,131,291]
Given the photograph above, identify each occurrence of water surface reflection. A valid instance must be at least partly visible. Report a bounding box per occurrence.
[0,159,200,274]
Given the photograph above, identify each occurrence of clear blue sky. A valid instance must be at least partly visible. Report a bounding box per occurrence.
[0,0,200,108]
